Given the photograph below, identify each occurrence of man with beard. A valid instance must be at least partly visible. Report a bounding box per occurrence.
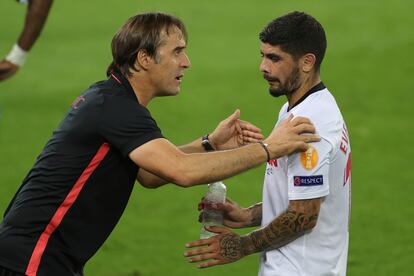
[185,11,352,276]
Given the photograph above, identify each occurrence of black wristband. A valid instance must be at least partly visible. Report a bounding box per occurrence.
[258,141,270,162]
[201,134,215,151]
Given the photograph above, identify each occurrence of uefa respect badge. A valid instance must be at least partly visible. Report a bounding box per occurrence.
[300,145,318,170]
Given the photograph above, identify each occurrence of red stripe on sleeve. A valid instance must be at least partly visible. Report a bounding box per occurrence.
[25,143,110,276]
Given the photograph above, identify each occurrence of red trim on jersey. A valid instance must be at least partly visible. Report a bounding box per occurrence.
[111,73,122,84]
[343,152,352,186]
[25,143,110,276]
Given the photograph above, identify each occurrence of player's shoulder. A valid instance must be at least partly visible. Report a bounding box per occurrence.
[291,88,343,125]
[291,88,345,147]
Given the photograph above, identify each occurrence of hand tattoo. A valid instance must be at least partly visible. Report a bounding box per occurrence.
[219,233,243,261]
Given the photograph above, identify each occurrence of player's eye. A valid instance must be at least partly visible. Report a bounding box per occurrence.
[269,55,280,62]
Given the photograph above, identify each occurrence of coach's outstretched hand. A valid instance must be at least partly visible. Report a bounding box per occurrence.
[209,109,264,150]
[264,114,320,159]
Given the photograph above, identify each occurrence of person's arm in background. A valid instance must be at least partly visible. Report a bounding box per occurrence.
[0,0,53,81]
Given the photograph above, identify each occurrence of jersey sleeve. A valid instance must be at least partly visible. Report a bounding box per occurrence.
[99,97,163,157]
[287,138,332,200]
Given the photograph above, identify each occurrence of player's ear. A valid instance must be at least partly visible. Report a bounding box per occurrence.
[135,50,152,71]
[301,53,316,73]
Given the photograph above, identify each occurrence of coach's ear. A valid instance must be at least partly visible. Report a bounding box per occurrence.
[301,53,316,73]
[134,50,152,71]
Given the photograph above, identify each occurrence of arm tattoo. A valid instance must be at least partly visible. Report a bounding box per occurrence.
[241,199,320,256]
[246,203,262,227]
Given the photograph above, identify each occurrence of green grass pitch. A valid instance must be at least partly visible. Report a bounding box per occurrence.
[0,0,413,275]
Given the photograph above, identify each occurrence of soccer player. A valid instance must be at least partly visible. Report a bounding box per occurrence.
[185,11,352,276]
[0,0,53,81]
[0,13,319,275]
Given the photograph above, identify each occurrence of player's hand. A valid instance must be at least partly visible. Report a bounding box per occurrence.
[209,109,264,150]
[0,60,19,81]
[264,114,320,159]
[198,197,250,229]
[184,226,244,268]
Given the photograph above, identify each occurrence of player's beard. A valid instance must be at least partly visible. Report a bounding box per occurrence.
[267,66,301,98]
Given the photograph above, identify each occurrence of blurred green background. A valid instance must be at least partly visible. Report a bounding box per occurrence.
[1,0,413,275]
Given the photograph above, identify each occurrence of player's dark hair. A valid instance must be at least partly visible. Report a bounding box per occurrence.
[107,12,188,77]
[259,11,327,71]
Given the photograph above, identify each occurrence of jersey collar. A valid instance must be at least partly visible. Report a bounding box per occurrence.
[287,82,326,111]
[108,68,139,103]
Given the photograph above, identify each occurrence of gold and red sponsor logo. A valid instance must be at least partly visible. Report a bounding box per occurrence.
[300,145,318,170]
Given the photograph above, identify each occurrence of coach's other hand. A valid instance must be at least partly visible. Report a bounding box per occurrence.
[264,114,320,159]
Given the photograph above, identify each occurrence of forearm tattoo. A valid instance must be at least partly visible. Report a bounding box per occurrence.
[219,233,243,261]
[246,203,262,227]
[241,200,320,256]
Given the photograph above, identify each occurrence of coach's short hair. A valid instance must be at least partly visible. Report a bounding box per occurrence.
[107,12,188,76]
[260,11,327,71]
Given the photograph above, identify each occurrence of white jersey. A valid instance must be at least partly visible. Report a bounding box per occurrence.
[259,86,352,276]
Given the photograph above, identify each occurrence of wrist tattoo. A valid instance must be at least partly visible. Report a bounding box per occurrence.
[247,204,262,227]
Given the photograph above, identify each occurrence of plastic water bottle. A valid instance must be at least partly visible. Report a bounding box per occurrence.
[200,181,227,239]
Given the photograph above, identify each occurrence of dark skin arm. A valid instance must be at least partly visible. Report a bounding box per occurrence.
[18,0,54,51]
[0,0,53,81]
[185,198,321,268]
